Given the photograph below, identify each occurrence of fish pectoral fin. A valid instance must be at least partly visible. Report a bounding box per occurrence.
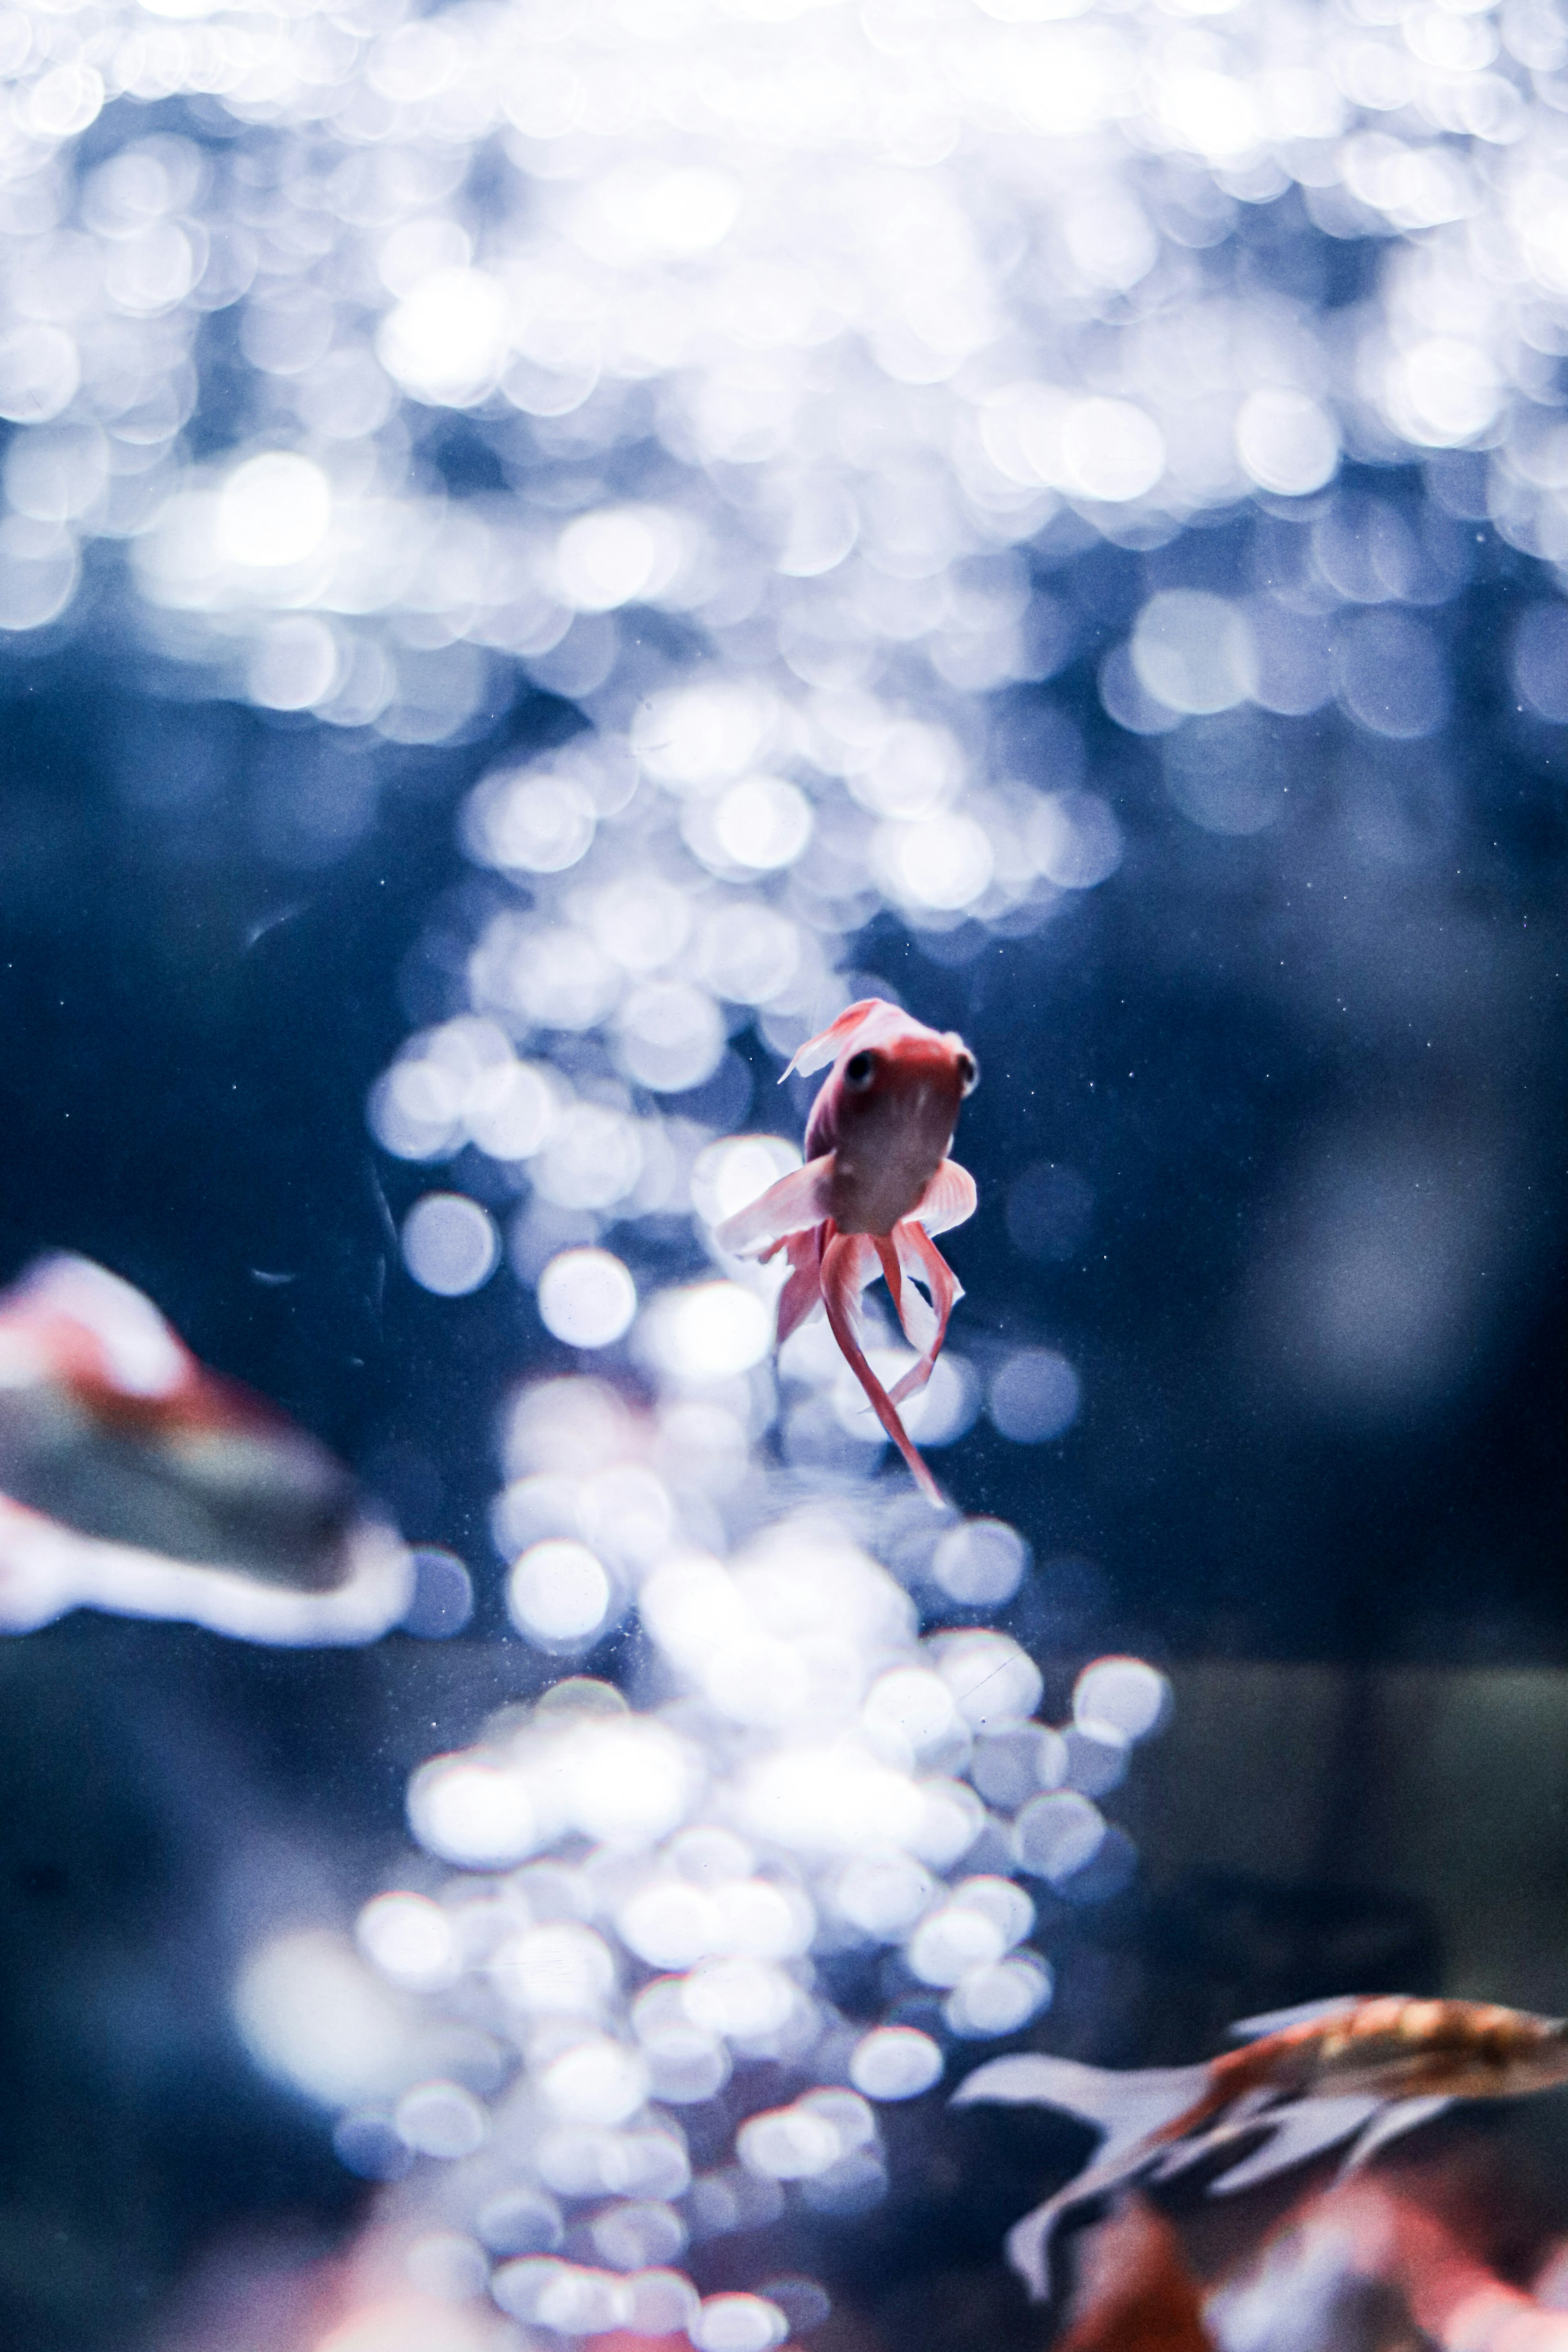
[1225,1996,1372,2042]
[912,1156,978,1237]
[781,999,894,1080]
[1337,2095,1452,2176]
[712,1156,835,1257]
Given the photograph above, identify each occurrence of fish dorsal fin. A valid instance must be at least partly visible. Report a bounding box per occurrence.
[781,998,906,1081]
[14,1253,191,1399]
[1225,1995,1371,2042]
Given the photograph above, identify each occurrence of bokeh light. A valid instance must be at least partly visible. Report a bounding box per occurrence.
[290,1502,1172,2334]
[988,1351,1083,1445]
[538,1251,638,1350]
[401,1196,501,1298]
[23,0,1548,2323]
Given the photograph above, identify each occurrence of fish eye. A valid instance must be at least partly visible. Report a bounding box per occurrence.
[844,1050,877,1090]
[956,1051,979,1096]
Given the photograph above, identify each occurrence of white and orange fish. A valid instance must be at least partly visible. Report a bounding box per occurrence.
[0,1254,410,1644]
[956,1993,1568,2303]
[714,998,979,1505]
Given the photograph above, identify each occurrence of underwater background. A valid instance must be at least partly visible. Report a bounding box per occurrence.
[0,0,1566,2345]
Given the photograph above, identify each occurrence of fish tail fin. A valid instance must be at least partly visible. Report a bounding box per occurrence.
[820,1231,943,1507]
[956,2057,1214,2307]
[775,1227,826,1348]
[1007,2181,1093,2305]
[953,2054,1213,2149]
[873,1235,903,1328]
[1007,2136,1208,2306]
[886,1221,960,1406]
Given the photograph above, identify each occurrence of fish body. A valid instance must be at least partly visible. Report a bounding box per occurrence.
[956,1994,1568,2303]
[713,999,978,1504]
[0,1255,411,1644]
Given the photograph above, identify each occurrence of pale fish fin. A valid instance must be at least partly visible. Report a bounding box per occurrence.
[1004,2138,1178,2305]
[873,1235,904,1328]
[1337,2095,1452,2175]
[913,1157,978,1237]
[712,1155,834,1258]
[1197,2096,1383,2196]
[780,998,901,1081]
[821,1230,942,1506]
[0,1494,411,1646]
[886,1222,959,1406]
[885,1230,939,1358]
[1226,1996,1372,2042]
[954,2055,1212,2154]
[9,1252,195,1400]
[774,1228,825,1348]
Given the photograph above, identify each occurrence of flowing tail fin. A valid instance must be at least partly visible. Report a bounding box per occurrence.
[955,2054,1213,2161]
[774,1226,826,1348]
[955,2056,1213,2304]
[820,1229,943,1506]
[886,1221,962,1407]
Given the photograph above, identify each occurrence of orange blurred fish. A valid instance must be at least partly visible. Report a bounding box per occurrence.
[956,1993,1568,2302]
[0,1254,410,1643]
[714,998,978,1504]
[1056,2198,1214,2352]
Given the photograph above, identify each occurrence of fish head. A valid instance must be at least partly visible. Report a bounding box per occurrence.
[1500,2012,1568,2094]
[804,1000,978,1178]
[836,1023,976,1137]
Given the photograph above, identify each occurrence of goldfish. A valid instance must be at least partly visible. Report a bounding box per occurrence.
[0,1254,411,1644]
[955,1993,1568,2303]
[713,997,978,1505]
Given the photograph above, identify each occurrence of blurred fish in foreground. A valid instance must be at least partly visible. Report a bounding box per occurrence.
[958,1994,1568,2301]
[1057,2199,1214,2352]
[0,1255,410,1644]
[1213,2178,1568,2352]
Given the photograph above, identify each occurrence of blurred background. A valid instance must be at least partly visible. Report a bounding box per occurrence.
[0,0,1565,2344]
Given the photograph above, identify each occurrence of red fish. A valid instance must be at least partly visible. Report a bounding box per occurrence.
[956,1994,1568,2302]
[0,1254,410,1644]
[713,998,978,1505]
